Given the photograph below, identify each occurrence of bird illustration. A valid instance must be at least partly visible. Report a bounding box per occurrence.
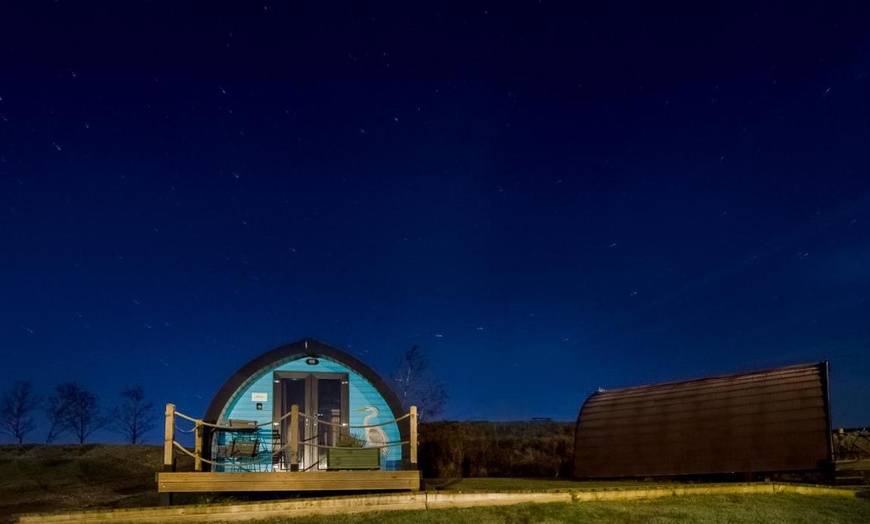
[356,406,389,455]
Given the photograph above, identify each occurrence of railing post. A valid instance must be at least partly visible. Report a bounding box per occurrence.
[194,420,203,472]
[290,404,299,472]
[161,403,176,507]
[163,403,176,472]
[410,405,418,469]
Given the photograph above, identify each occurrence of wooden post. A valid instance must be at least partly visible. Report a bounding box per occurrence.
[409,405,418,469]
[163,403,175,472]
[290,404,299,472]
[194,421,203,472]
[161,403,176,507]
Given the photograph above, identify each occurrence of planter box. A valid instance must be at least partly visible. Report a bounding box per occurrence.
[327,447,381,470]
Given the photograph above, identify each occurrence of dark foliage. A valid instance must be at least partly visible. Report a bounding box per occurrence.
[833,428,870,461]
[418,420,574,479]
[0,381,40,444]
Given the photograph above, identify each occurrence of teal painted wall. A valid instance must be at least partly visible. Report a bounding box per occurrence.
[213,355,402,471]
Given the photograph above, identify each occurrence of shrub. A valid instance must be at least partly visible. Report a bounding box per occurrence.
[418,420,574,479]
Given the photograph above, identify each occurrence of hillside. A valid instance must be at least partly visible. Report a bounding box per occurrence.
[0,444,179,523]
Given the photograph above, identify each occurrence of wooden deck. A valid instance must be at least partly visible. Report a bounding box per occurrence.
[157,470,421,493]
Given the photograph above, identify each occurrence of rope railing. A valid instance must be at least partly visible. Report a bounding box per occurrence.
[297,411,411,429]
[179,408,410,431]
[175,408,297,430]
[299,440,410,450]
[163,403,418,473]
[173,442,238,468]
[172,442,283,469]
[173,438,409,470]
[175,422,199,434]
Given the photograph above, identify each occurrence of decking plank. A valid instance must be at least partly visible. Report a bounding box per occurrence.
[157,470,421,493]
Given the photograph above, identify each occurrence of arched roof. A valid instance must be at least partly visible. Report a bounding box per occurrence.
[574,362,832,478]
[204,337,404,424]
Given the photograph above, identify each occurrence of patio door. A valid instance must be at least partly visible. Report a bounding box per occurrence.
[274,371,348,471]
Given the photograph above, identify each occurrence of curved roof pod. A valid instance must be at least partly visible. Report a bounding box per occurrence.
[204,338,408,471]
[574,362,833,478]
[204,338,403,422]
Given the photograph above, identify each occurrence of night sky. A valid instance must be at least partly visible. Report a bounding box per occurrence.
[2,2,869,442]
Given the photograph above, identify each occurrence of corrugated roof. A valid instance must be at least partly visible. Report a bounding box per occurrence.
[574,362,833,478]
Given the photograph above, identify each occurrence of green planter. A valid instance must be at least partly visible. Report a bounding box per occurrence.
[327,447,382,470]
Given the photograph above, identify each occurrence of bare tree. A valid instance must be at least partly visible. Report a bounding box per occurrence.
[391,345,447,421]
[0,380,40,444]
[112,385,156,444]
[45,387,70,444]
[46,382,107,444]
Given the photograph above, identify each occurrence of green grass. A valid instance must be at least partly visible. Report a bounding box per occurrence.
[235,494,870,524]
[430,477,674,491]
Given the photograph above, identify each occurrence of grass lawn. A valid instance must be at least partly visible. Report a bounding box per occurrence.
[243,494,869,524]
[429,477,677,491]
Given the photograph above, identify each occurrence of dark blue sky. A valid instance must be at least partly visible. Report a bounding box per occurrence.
[1,1,869,440]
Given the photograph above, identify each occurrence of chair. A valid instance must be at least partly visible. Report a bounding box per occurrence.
[230,437,259,458]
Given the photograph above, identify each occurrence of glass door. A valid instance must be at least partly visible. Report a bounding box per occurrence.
[277,374,308,470]
[315,377,345,469]
[274,371,348,471]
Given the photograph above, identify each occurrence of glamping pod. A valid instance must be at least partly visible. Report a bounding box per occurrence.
[574,362,834,479]
[203,338,408,472]
[157,338,420,500]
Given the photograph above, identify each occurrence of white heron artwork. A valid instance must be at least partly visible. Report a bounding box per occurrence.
[356,405,388,455]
